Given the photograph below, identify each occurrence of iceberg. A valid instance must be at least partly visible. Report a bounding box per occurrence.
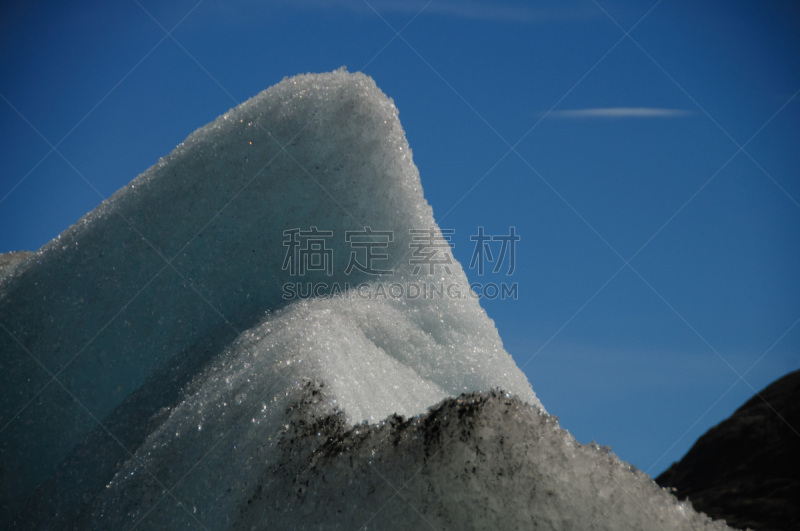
[1,69,728,529]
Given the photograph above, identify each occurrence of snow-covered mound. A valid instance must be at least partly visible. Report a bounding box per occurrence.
[237,388,725,530]
[1,70,727,529]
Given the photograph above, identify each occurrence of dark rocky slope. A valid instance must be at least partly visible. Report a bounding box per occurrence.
[657,369,800,530]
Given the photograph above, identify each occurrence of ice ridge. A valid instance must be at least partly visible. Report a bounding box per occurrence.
[1,69,538,525]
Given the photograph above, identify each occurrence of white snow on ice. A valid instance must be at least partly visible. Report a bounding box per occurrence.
[0,69,728,529]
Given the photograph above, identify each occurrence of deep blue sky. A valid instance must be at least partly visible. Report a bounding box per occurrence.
[2,0,798,477]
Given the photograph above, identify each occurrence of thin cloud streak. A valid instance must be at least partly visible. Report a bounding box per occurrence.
[265,0,598,23]
[548,107,693,119]
[388,0,598,22]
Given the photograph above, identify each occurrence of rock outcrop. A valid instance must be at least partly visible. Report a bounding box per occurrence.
[657,369,800,530]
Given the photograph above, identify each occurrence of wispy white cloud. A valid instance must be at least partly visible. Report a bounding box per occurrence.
[547,107,693,119]
[265,0,597,23]
[381,0,598,23]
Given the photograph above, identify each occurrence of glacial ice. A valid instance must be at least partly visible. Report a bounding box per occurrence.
[1,69,728,529]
